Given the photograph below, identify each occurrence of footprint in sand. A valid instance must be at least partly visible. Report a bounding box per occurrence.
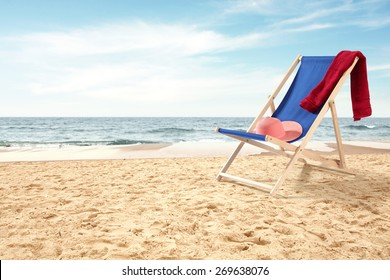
[225,234,271,246]
[272,225,293,235]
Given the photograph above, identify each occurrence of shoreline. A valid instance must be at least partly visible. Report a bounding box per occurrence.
[0,141,389,162]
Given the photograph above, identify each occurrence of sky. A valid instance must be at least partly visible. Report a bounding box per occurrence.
[0,0,389,117]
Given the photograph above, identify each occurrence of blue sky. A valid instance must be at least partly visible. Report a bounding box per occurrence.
[0,0,389,117]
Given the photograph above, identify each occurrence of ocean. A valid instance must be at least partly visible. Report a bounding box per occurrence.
[0,117,389,148]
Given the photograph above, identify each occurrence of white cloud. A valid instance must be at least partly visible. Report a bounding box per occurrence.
[368,64,390,78]
[5,21,267,57]
[368,64,390,71]
[225,0,390,32]
[0,21,281,116]
[224,0,275,15]
[286,23,334,33]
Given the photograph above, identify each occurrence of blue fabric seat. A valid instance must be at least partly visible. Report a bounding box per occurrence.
[217,56,334,143]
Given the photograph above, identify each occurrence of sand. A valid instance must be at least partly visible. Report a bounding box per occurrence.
[0,143,389,260]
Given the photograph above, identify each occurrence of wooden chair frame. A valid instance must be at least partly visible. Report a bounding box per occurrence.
[216,55,359,195]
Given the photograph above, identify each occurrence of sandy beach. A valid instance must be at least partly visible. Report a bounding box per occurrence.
[1,142,389,260]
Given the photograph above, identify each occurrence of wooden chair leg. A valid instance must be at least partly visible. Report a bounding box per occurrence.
[330,101,346,168]
[216,142,245,181]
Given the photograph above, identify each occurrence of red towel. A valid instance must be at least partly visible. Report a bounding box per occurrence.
[300,50,372,121]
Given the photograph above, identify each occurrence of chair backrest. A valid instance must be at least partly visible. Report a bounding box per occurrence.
[272,56,334,141]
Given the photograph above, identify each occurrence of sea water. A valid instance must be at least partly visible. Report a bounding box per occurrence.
[0,117,389,148]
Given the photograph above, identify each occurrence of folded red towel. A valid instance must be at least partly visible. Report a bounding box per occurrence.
[300,50,372,121]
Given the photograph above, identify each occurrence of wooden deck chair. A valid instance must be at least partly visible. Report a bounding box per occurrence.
[216,55,359,195]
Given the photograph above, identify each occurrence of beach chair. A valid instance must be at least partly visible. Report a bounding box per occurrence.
[216,54,360,195]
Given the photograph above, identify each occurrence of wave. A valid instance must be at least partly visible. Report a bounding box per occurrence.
[147,127,198,133]
[107,139,159,145]
[0,139,160,148]
[345,124,376,130]
[4,126,44,130]
[344,124,386,130]
[0,141,11,147]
